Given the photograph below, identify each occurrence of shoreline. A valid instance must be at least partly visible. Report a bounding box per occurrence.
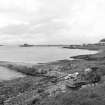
[0,47,99,80]
[0,49,98,76]
[1,45,105,105]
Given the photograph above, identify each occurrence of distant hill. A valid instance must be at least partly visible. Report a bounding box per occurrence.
[100,38,105,43]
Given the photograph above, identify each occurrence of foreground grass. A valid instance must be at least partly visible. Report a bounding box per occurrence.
[39,82,105,105]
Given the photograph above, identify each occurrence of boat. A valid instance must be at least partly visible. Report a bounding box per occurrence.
[65,79,87,90]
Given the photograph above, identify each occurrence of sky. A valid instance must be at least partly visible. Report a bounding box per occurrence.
[0,0,105,45]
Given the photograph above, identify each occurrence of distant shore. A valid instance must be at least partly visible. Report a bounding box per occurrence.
[63,43,105,50]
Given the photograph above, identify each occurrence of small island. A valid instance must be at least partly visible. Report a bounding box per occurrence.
[19,43,35,47]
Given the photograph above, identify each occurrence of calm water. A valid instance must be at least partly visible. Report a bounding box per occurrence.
[0,67,25,81]
[0,46,97,64]
[0,46,97,81]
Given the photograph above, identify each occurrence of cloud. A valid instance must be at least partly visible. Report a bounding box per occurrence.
[0,0,105,44]
[0,16,69,44]
[0,17,68,35]
[0,0,41,13]
[0,0,42,26]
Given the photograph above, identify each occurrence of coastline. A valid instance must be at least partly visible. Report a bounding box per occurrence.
[0,45,99,75]
[1,45,105,105]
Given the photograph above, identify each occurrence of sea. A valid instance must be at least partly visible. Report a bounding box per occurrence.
[0,45,97,64]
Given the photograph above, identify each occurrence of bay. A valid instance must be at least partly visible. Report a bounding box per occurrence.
[0,46,97,81]
[0,46,97,64]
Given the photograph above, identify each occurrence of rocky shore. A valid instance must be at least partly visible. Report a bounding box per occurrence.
[1,43,105,105]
